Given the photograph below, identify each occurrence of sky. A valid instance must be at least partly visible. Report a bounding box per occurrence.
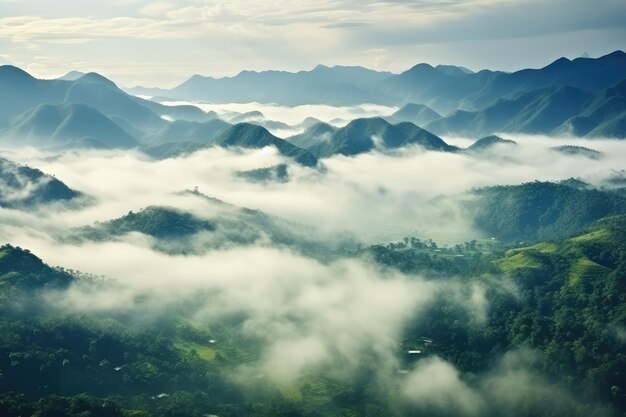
[0,0,625,87]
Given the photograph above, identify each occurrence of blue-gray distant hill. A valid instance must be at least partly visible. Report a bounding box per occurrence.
[129,51,626,118]
[426,79,626,138]
[0,66,215,149]
[57,70,86,81]
[142,123,318,166]
[0,157,83,209]
[209,124,318,167]
[288,118,455,158]
[380,50,626,114]
[464,135,518,153]
[550,145,603,159]
[129,65,394,106]
[144,119,232,146]
[385,103,442,126]
[1,103,139,149]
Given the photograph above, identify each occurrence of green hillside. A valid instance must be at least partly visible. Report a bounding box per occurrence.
[293,117,454,159]
[0,157,83,209]
[468,180,626,242]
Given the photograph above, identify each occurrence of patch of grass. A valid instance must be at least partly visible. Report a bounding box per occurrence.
[176,316,209,331]
[497,252,542,274]
[568,258,612,286]
[175,341,217,362]
[569,228,611,244]
[275,381,303,401]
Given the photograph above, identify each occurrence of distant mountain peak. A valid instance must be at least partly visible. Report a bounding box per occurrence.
[466,135,518,152]
[212,123,317,167]
[76,72,117,88]
[313,64,330,71]
[435,64,474,76]
[407,63,435,72]
[58,70,86,81]
[224,122,273,136]
[603,50,626,58]
[545,57,572,69]
[0,64,35,80]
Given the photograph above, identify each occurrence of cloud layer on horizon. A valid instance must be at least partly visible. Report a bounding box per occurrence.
[0,0,624,86]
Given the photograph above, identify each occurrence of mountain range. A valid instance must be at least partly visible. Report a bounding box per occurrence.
[128,51,626,116]
[426,79,626,138]
[0,51,625,160]
[288,117,456,158]
[129,65,394,106]
[0,66,213,142]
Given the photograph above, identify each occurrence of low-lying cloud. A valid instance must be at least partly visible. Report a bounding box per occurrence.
[1,134,624,412]
[399,348,612,417]
[2,134,626,245]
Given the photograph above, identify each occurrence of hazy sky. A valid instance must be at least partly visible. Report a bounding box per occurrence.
[0,0,624,87]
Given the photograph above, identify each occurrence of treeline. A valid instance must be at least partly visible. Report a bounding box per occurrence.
[373,215,626,414]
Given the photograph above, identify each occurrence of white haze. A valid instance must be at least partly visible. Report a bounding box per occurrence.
[0,134,625,412]
[2,135,626,243]
[159,100,397,131]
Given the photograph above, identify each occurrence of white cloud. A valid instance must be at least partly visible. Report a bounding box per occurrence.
[1,0,623,86]
[140,1,176,17]
[0,138,624,408]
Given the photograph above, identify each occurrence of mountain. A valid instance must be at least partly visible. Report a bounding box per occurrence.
[57,70,86,81]
[465,135,518,152]
[236,164,289,183]
[386,103,442,126]
[0,66,214,143]
[0,244,73,306]
[289,117,455,158]
[1,103,139,149]
[141,141,206,159]
[468,50,626,110]
[229,110,264,123]
[0,65,69,128]
[435,64,474,76]
[0,157,83,209]
[426,80,626,138]
[383,51,626,114]
[138,99,217,123]
[378,64,502,114]
[127,51,626,119]
[129,65,394,106]
[4,52,625,142]
[467,180,626,242]
[62,73,167,133]
[65,192,347,255]
[208,123,318,166]
[68,206,216,242]
[145,119,231,146]
[287,122,337,149]
[550,145,603,159]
